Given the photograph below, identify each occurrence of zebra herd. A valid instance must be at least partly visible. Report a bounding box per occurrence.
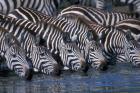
[0,0,139,80]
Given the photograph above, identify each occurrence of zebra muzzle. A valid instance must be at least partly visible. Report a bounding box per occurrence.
[98,60,108,71]
[52,64,62,76]
[81,59,89,73]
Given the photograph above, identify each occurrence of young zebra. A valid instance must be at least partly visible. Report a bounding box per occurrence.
[0,14,88,72]
[59,5,139,26]
[89,22,140,66]
[0,27,33,80]
[8,7,108,71]
[115,18,140,43]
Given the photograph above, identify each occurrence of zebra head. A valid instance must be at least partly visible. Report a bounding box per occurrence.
[85,31,108,71]
[125,30,140,67]
[59,32,88,72]
[31,35,61,76]
[3,33,33,80]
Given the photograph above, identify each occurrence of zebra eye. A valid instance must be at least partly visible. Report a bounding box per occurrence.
[68,49,72,53]
[90,48,95,51]
[12,54,17,57]
[129,46,134,50]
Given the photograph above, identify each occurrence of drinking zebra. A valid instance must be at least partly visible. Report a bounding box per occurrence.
[115,18,140,43]
[0,14,88,72]
[88,22,140,66]
[0,27,33,80]
[8,7,108,71]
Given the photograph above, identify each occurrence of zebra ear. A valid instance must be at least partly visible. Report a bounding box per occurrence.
[62,32,71,43]
[87,30,94,41]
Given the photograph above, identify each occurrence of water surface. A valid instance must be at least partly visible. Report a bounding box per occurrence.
[0,63,140,93]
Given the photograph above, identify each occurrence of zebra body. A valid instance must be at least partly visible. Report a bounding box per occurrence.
[59,5,138,26]
[0,27,33,80]
[0,14,87,72]
[8,7,108,71]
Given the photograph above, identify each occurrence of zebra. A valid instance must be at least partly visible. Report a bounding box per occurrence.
[11,30,61,75]
[0,14,88,72]
[0,27,33,80]
[89,22,140,66]
[115,18,140,43]
[0,0,64,15]
[124,31,140,67]
[8,7,108,71]
[0,14,62,75]
[59,5,139,26]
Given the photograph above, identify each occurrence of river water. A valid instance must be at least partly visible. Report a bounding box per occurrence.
[0,63,140,93]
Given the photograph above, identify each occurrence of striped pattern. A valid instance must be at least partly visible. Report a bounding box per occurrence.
[8,7,108,71]
[115,19,140,42]
[1,17,61,75]
[0,14,88,72]
[0,0,62,15]
[59,5,138,26]
[89,23,140,66]
[0,27,33,80]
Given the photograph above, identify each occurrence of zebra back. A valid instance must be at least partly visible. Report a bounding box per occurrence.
[59,5,139,26]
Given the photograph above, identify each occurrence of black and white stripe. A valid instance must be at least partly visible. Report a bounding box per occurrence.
[0,27,33,80]
[89,23,140,66]
[59,5,138,26]
[0,0,63,15]
[0,14,62,75]
[8,7,108,71]
[0,14,88,72]
[115,18,140,43]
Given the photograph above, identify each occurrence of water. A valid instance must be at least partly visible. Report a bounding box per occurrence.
[0,63,140,93]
